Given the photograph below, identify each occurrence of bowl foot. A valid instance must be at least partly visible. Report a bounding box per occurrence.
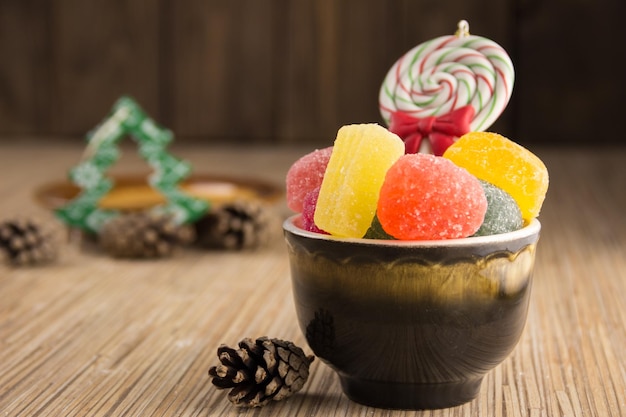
[338,374,483,410]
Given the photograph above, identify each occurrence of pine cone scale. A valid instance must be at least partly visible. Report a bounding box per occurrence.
[227,385,250,403]
[261,347,277,373]
[272,386,291,402]
[217,346,244,369]
[237,344,256,370]
[264,376,282,396]
[254,366,267,384]
[209,374,235,389]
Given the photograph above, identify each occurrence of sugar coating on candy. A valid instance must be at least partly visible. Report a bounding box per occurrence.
[443,132,548,221]
[474,180,523,236]
[286,146,333,212]
[377,154,487,240]
[314,124,405,238]
[301,187,327,234]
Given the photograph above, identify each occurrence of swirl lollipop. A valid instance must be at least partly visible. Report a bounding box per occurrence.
[379,20,514,155]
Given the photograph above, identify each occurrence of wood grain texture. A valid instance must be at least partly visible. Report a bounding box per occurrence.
[49,0,161,135]
[13,0,621,144]
[514,0,626,144]
[162,0,277,141]
[0,0,52,134]
[0,0,561,145]
[0,141,625,416]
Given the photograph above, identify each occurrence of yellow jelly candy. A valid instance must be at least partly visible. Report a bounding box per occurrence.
[443,132,549,221]
[314,124,404,237]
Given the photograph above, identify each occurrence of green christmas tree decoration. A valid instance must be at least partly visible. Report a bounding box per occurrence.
[56,96,209,233]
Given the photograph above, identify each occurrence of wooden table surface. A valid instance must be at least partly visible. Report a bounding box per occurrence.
[1,141,624,417]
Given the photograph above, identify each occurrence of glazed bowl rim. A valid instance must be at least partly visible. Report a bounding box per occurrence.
[283,214,541,248]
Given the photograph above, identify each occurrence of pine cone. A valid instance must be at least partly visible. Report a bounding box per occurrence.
[195,200,276,250]
[0,217,59,266]
[99,211,194,258]
[209,337,314,407]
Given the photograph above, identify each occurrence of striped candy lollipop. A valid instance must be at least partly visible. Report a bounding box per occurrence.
[379,20,514,155]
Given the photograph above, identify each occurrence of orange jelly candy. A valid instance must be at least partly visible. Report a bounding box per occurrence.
[377,154,487,240]
[443,132,549,222]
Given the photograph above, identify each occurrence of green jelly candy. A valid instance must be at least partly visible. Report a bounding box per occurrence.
[363,214,395,240]
[473,180,523,237]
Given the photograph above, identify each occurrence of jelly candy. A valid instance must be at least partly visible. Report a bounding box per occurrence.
[314,124,404,238]
[301,187,327,234]
[377,154,487,240]
[473,180,523,236]
[363,214,395,240]
[286,146,333,212]
[443,132,548,221]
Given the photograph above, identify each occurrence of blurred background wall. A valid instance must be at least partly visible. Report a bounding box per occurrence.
[1,0,624,147]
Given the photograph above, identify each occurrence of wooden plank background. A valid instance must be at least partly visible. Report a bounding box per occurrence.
[1,0,625,146]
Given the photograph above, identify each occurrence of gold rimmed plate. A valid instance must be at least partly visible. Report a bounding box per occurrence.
[34,173,283,212]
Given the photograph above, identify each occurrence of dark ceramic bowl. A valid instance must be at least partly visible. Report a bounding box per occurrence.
[283,215,541,410]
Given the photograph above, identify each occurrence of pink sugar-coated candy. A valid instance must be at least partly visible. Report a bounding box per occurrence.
[377,154,487,240]
[285,147,333,212]
[301,187,328,234]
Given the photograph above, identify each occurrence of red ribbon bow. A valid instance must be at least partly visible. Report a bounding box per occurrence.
[389,105,475,156]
